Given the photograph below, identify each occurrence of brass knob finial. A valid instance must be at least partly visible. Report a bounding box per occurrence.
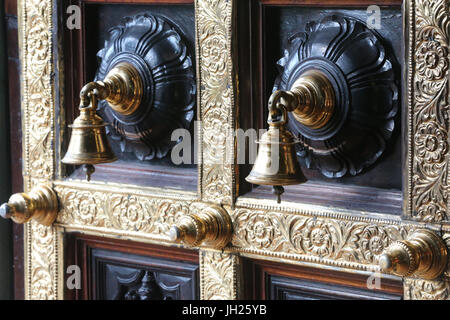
[288,70,335,129]
[169,205,233,249]
[0,185,58,226]
[379,229,448,280]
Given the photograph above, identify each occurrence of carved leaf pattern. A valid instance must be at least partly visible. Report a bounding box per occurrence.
[23,0,55,180]
[55,186,192,237]
[404,278,450,300]
[411,0,450,222]
[197,0,234,204]
[21,0,59,300]
[200,251,237,300]
[232,209,412,266]
[29,222,58,300]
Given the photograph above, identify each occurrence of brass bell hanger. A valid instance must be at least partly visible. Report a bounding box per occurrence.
[246,69,338,203]
[246,90,308,203]
[62,84,117,181]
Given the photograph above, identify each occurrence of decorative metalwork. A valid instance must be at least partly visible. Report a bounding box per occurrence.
[170,204,233,249]
[197,0,235,205]
[19,0,450,300]
[407,0,449,223]
[404,278,450,300]
[200,250,239,300]
[275,15,398,178]
[379,229,448,280]
[19,0,61,300]
[0,184,58,226]
[231,204,415,270]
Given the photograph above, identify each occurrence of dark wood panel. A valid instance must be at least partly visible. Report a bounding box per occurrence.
[243,258,403,300]
[237,1,404,214]
[60,1,197,189]
[259,0,402,5]
[84,0,193,4]
[4,0,24,301]
[268,275,401,300]
[65,234,199,300]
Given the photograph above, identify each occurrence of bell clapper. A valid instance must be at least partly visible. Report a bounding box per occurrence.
[272,186,285,204]
[83,164,96,182]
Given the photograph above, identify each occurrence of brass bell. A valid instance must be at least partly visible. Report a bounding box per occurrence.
[246,97,306,203]
[62,92,116,181]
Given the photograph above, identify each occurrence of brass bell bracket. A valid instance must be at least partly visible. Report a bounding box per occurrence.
[80,62,143,116]
[0,184,58,226]
[62,63,142,181]
[169,205,233,249]
[247,72,330,203]
[379,229,448,280]
[270,70,335,130]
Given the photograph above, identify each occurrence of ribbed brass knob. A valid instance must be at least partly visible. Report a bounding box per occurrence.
[0,184,58,226]
[169,205,232,249]
[379,229,448,280]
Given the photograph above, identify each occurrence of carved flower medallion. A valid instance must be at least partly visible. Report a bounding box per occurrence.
[415,122,448,165]
[202,35,228,75]
[302,220,332,257]
[245,214,276,249]
[359,226,390,263]
[417,39,449,81]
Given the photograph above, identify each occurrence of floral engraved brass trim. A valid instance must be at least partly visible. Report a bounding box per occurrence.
[232,208,414,269]
[200,250,239,300]
[409,0,450,222]
[28,222,59,300]
[21,0,55,181]
[55,185,193,240]
[196,0,235,205]
[20,0,60,300]
[404,278,450,300]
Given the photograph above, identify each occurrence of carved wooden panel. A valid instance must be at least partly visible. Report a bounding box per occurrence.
[268,276,401,300]
[65,234,199,300]
[243,258,403,300]
[92,250,198,300]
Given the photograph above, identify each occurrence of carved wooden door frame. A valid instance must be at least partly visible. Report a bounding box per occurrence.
[19,0,450,300]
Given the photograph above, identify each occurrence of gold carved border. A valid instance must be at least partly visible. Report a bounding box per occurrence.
[19,0,450,300]
[406,0,449,223]
[197,0,236,206]
[19,0,61,300]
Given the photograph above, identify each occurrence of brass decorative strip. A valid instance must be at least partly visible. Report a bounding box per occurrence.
[55,184,194,241]
[404,278,450,300]
[196,0,236,205]
[230,207,416,273]
[19,0,60,300]
[408,0,450,223]
[20,0,56,182]
[200,250,240,300]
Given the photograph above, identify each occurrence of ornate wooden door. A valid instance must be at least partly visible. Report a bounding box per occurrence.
[5,0,450,300]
